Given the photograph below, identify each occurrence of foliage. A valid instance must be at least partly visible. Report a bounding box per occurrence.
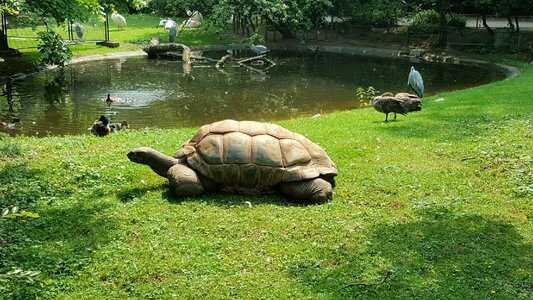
[409,9,440,34]
[447,13,466,29]
[36,28,72,66]
[0,269,42,282]
[212,0,333,39]
[245,32,265,45]
[409,9,466,37]
[1,207,40,220]
[355,86,376,105]
[145,0,216,17]
[349,0,404,29]
[24,0,92,24]
[0,0,21,15]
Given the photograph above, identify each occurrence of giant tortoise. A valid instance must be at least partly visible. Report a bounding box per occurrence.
[127,119,338,203]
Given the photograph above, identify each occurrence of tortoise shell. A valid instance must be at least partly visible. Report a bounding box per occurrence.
[174,119,337,192]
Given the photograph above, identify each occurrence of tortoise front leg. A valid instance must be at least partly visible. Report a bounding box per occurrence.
[280,178,333,204]
[167,164,205,197]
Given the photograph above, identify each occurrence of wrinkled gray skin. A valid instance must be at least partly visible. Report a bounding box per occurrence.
[127,147,333,203]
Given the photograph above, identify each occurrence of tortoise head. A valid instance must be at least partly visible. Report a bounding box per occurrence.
[127,147,155,164]
[128,147,182,178]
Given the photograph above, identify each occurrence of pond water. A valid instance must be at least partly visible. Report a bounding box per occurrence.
[1,50,505,137]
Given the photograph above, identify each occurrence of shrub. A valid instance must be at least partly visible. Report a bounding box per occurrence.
[447,13,466,29]
[409,9,440,34]
[36,29,72,67]
[146,0,216,17]
[409,11,466,34]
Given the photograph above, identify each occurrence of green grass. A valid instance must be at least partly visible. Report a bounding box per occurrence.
[0,56,531,298]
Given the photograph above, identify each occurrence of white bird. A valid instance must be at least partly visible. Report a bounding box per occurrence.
[159,19,168,27]
[250,44,268,56]
[164,19,176,29]
[408,66,424,98]
[111,13,127,30]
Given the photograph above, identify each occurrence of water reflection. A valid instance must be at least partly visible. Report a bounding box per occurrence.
[0,52,505,137]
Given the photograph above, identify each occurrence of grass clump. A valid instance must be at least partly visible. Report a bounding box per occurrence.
[0,62,532,299]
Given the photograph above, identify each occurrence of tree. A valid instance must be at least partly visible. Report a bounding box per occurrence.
[0,0,20,51]
[212,0,333,40]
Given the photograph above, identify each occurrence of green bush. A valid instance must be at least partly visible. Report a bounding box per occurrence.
[36,29,72,67]
[409,9,439,34]
[146,0,216,17]
[409,11,466,34]
[447,13,466,29]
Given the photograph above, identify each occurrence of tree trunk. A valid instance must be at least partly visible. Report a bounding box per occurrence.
[0,13,9,50]
[437,0,448,48]
[482,14,494,35]
[270,20,295,39]
[506,16,515,30]
[514,15,520,33]
[247,16,256,33]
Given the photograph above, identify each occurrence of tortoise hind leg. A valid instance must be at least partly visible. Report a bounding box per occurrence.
[167,164,206,197]
[280,178,333,204]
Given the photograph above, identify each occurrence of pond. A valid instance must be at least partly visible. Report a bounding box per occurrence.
[0,49,506,137]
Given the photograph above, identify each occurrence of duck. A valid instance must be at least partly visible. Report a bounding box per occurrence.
[89,115,111,136]
[105,94,129,107]
[105,93,114,106]
[110,120,129,132]
[0,118,20,129]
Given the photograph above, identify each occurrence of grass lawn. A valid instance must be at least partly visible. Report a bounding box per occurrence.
[0,14,532,300]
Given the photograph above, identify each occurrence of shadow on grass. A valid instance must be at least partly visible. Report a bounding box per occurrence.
[0,162,118,298]
[161,188,304,207]
[0,201,117,298]
[0,163,61,209]
[289,209,531,299]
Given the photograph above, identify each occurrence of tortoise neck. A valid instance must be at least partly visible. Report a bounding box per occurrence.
[149,151,182,177]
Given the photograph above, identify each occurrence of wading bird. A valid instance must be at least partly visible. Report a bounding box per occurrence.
[408,66,424,98]
[169,25,177,43]
[250,44,268,56]
[111,13,127,30]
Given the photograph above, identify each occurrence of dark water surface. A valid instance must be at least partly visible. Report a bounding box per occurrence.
[0,51,505,137]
